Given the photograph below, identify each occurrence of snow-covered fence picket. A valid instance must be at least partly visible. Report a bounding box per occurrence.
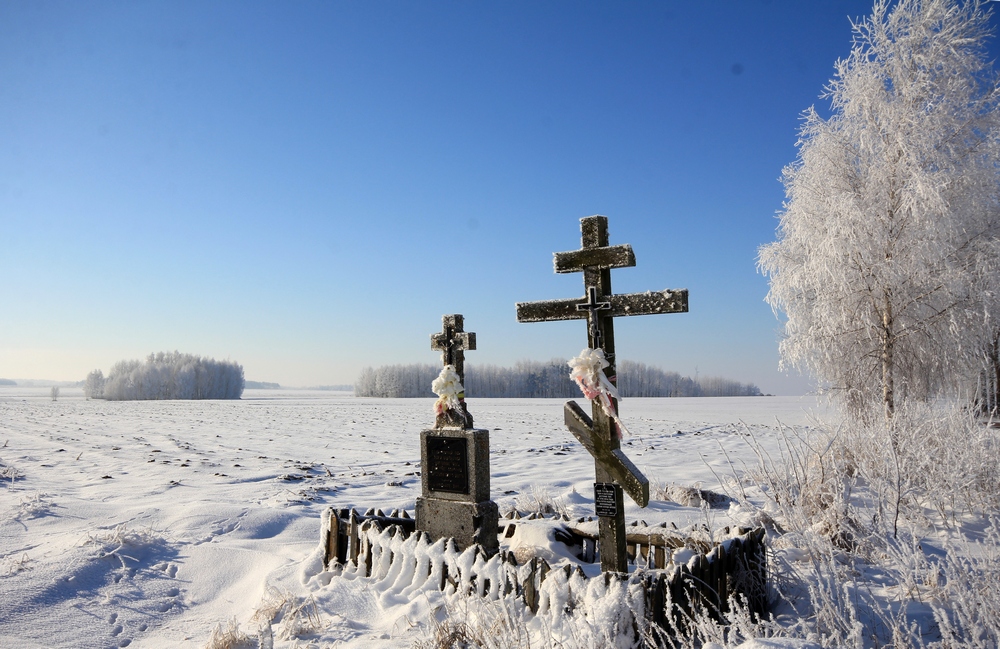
[503,515,767,623]
[320,507,767,632]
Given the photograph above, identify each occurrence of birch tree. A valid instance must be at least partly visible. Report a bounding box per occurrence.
[759,0,1000,420]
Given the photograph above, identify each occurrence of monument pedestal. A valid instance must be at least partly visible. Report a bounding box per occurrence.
[415,498,499,553]
[415,427,499,555]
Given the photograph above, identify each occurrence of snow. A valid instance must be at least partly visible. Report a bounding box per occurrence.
[0,387,826,647]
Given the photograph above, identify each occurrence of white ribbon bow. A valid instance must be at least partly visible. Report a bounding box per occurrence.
[568,348,630,438]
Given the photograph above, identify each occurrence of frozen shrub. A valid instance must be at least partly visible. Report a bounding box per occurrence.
[730,399,1000,647]
[250,586,321,641]
[203,618,255,649]
[514,486,567,517]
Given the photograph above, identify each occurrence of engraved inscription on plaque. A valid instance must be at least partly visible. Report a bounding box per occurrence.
[427,437,470,494]
[594,482,618,518]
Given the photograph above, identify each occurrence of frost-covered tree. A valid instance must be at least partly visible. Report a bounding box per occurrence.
[354,360,760,398]
[97,352,244,400]
[759,0,1000,420]
[83,370,105,399]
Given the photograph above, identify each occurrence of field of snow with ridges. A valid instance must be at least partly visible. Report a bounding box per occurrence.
[0,388,828,648]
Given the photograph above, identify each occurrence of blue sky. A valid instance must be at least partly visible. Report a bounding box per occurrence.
[4,1,998,394]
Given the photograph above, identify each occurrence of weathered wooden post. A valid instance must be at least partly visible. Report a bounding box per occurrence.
[416,315,499,555]
[516,215,688,573]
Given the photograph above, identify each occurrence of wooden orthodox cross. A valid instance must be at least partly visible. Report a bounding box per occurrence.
[431,314,476,387]
[516,215,688,573]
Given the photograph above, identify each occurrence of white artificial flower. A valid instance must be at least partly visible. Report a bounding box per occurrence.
[432,365,464,415]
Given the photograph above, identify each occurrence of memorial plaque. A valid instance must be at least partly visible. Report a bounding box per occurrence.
[594,482,618,518]
[426,436,469,494]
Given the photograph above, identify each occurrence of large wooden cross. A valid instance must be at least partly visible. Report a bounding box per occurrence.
[515,215,688,573]
[431,314,476,387]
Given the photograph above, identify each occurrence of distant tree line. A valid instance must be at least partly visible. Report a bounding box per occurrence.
[355,359,761,398]
[84,351,245,400]
[616,361,762,397]
[0,379,81,387]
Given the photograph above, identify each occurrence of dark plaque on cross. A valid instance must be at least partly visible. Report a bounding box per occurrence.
[594,482,618,518]
[515,215,688,573]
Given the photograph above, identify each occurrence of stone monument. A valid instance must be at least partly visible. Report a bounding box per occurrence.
[516,215,689,572]
[415,315,499,555]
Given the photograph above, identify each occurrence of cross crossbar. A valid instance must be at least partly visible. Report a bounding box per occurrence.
[432,330,476,362]
[564,401,650,507]
[554,244,636,274]
[516,289,688,323]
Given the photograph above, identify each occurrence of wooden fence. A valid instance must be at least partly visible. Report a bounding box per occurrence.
[321,507,767,630]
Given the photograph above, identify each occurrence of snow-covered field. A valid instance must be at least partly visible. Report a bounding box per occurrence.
[0,388,828,648]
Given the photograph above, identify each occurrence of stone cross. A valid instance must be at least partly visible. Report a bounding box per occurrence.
[431,314,477,430]
[418,314,498,555]
[515,215,688,573]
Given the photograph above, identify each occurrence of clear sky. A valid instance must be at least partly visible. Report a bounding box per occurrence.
[4,1,999,394]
